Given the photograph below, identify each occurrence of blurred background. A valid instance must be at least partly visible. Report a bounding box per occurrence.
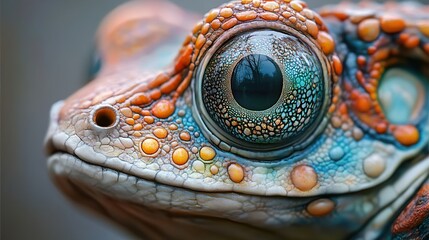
[1,0,426,239]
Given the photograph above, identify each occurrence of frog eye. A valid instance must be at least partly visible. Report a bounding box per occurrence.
[378,66,426,125]
[194,29,331,157]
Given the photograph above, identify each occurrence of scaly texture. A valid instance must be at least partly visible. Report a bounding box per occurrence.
[45,1,429,239]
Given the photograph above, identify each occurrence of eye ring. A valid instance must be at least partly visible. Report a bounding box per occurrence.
[90,104,119,130]
[193,23,332,160]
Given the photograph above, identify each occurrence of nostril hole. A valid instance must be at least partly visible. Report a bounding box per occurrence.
[92,105,118,129]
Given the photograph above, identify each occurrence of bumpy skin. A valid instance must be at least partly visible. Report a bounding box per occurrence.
[45,1,429,239]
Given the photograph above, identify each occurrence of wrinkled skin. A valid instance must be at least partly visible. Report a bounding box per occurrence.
[45,0,429,239]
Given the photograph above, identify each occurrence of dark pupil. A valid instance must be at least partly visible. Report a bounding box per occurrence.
[231,54,283,111]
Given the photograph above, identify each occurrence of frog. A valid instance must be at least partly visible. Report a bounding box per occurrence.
[44,0,429,239]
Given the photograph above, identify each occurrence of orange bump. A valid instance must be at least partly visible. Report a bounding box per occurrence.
[199,146,216,161]
[291,165,318,191]
[228,163,244,183]
[211,19,221,29]
[404,36,420,49]
[290,1,303,12]
[195,34,206,50]
[206,9,219,23]
[307,199,335,217]
[332,55,343,76]
[153,128,168,139]
[262,2,279,12]
[141,138,159,155]
[317,32,335,55]
[220,8,234,18]
[133,123,143,131]
[179,131,191,141]
[260,12,279,21]
[393,125,420,146]
[236,11,258,21]
[418,21,429,37]
[210,165,219,175]
[358,19,380,42]
[130,93,150,105]
[125,118,135,125]
[380,15,405,33]
[354,96,372,113]
[221,18,238,30]
[143,116,154,124]
[152,100,175,119]
[305,20,319,39]
[172,147,189,165]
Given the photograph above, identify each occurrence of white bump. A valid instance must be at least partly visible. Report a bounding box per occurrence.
[363,154,386,178]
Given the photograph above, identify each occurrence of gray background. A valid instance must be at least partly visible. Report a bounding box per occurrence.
[1,0,426,239]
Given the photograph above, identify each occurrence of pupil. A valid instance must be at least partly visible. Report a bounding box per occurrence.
[231,54,283,111]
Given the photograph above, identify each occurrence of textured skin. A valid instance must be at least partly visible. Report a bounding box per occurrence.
[45,0,429,239]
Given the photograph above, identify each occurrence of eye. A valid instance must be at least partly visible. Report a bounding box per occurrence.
[195,30,330,155]
[378,66,426,125]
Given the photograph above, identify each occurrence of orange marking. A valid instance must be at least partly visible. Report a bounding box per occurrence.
[153,128,168,139]
[141,138,159,155]
[174,45,193,72]
[260,12,279,21]
[125,118,135,125]
[418,21,429,37]
[143,116,154,124]
[220,8,234,18]
[290,1,303,12]
[358,19,380,42]
[354,95,372,113]
[221,18,238,30]
[305,20,319,39]
[291,165,318,192]
[307,199,335,217]
[375,122,387,134]
[201,23,210,35]
[332,55,343,76]
[152,100,175,119]
[195,34,207,50]
[211,19,222,29]
[228,163,244,183]
[133,123,143,131]
[262,2,279,12]
[179,131,191,141]
[393,125,420,146]
[404,36,420,49]
[380,15,405,33]
[199,146,216,161]
[160,74,182,94]
[130,93,150,105]
[150,89,162,100]
[206,9,220,23]
[236,11,258,21]
[172,147,189,165]
[317,32,335,55]
[148,73,169,89]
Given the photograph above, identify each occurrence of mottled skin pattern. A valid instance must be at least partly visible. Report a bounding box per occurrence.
[44,0,429,239]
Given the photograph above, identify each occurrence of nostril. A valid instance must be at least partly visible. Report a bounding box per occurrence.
[91,105,119,129]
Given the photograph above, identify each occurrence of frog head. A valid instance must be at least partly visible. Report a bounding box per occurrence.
[45,0,429,239]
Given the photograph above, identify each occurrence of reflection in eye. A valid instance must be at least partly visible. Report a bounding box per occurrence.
[378,67,426,124]
[200,30,326,147]
[231,54,283,111]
